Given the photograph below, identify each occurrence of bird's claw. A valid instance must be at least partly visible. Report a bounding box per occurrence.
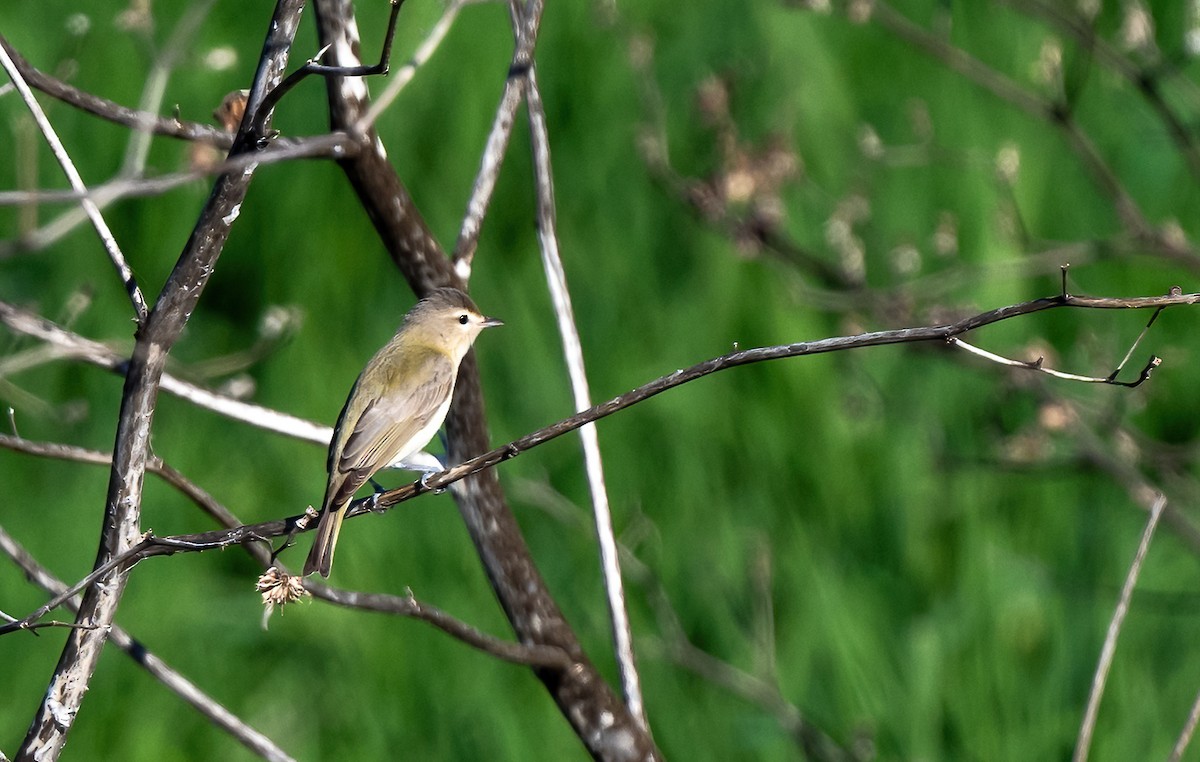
[368,491,385,513]
[419,471,445,495]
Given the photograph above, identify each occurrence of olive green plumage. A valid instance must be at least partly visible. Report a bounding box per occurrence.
[303,288,501,578]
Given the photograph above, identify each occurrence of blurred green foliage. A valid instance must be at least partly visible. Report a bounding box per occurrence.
[2,0,1200,759]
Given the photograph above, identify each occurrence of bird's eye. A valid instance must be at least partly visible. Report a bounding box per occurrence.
[458,314,470,325]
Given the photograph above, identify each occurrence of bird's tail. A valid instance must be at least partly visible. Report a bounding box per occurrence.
[303,503,345,578]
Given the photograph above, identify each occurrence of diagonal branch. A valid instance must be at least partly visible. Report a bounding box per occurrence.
[1003,0,1200,181]
[519,0,647,730]
[0,299,332,445]
[358,0,467,130]
[862,0,1200,269]
[1073,494,1166,762]
[0,42,148,322]
[0,34,233,148]
[0,433,567,671]
[4,288,1193,631]
[305,582,573,669]
[450,0,544,272]
[0,525,296,762]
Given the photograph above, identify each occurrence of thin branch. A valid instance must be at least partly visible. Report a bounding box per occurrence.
[450,0,544,272]
[0,133,356,259]
[305,582,574,669]
[0,133,354,207]
[0,525,295,762]
[250,0,405,141]
[1,537,166,637]
[0,433,567,672]
[0,299,332,446]
[1073,493,1166,762]
[358,0,468,131]
[0,525,573,671]
[1170,685,1200,762]
[948,336,1161,386]
[0,34,233,148]
[522,4,647,730]
[0,41,148,323]
[3,288,1187,593]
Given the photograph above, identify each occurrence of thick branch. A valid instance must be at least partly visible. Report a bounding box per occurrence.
[309,3,659,758]
[16,2,306,758]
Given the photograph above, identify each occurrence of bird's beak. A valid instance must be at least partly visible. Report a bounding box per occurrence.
[481,316,504,328]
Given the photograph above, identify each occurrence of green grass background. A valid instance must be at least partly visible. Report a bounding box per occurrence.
[2,0,1200,759]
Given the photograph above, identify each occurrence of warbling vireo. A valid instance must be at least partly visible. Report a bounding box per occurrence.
[303,287,502,577]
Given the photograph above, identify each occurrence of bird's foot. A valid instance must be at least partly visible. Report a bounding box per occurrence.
[419,469,445,495]
[367,491,386,514]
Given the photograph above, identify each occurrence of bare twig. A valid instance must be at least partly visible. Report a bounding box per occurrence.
[0,435,571,679]
[358,0,467,130]
[0,525,295,762]
[450,0,544,272]
[250,0,405,141]
[1073,493,1166,762]
[522,5,647,729]
[0,41,148,323]
[305,582,574,669]
[0,34,233,148]
[0,134,355,261]
[0,299,332,445]
[1170,685,1200,762]
[4,289,1188,599]
[0,134,353,209]
[948,337,1161,386]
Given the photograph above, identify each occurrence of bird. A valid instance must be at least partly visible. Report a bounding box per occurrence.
[303,287,502,577]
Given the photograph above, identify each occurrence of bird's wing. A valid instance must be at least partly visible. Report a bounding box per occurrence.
[334,349,456,483]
